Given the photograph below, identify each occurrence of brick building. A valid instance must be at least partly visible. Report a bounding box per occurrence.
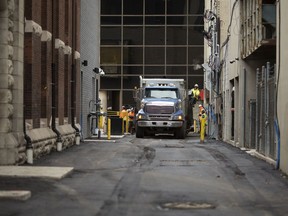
[0,0,81,165]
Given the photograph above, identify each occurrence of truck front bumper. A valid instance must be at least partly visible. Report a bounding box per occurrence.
[137,120,183,128]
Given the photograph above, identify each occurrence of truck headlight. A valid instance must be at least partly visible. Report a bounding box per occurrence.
[137,114,146,120]
[173,115,183,120]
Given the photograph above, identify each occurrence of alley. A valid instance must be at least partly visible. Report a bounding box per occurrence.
[1,135,288,216]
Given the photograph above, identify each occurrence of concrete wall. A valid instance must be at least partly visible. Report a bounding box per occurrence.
[80,0,101,138]
[278,0,288,173]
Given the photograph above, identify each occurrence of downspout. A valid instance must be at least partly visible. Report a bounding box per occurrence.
[51,0,62,150]
[275,0,281,169]
[71,0,80,145]
[240,68,246,147]
[20,1,32,164]
[24,106,33,164]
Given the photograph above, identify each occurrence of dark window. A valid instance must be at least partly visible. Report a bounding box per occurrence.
[188,47,204,64]
[144,66,165,75]
[145,0,165,14]
[123,16,143,25]
[123,76,141,89]
[101,16,121,25]
[123,66,143,75]
[167,0,187,14]
[188,0,205,15]
[145,27,165,45]
[123,0,143,15]
[166,66,187,75]
[123,27,143,45]
[101,0,121,15]
[188,27,204,45]
[145,47,165,64]
[167,26,187,45]
[167,16,187,25]
[101,27,121,43]
[101,76,121,89]
[167,47,187,64]
[123,47,143,64]
[145,16,165,25]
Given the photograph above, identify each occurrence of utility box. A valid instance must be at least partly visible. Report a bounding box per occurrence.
[110,117,123,135]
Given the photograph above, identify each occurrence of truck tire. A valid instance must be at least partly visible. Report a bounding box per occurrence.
[176,123,186,139]
[136,126,144,138]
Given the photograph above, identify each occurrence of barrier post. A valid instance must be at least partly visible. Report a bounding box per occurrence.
[200,114,207,143]
[107,118,111,140]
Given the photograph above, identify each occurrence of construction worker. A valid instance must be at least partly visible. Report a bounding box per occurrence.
[190,84,200,105]
[200,109,207,143]
[120,106,128,133]
[120,106,127,119]
[198,104,205,132]
[128,108,135,134]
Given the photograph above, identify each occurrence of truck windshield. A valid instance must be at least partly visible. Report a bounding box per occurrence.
[145,88,178,99]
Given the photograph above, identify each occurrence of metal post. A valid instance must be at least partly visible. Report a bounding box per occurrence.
[107,118,111,140]
[240,68,246,147]
[265,62,270,156]
[256,68,260,150]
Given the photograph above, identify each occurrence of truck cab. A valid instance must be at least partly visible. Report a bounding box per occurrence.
[134,78,189,139]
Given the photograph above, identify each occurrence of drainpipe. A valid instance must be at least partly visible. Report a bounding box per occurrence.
[71,0,80,145]
[275,0,281,169]
[51,0,62,151]
[24,106,33,164]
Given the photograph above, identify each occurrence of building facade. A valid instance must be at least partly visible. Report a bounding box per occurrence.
[204,0,288,174]
[0,0,82,165]
[80,0,101,139]
[100,0,205,111]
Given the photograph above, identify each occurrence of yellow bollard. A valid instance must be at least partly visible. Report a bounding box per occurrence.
[99,116,103,129]
[125,119,129,133]
[200,113,207,143]
[107,118,111,140]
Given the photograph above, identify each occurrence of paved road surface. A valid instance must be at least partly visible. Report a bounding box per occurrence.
[1,134,288,216]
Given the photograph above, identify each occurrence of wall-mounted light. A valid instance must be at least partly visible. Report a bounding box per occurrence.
[93,67,105,76]
[82,60,88,66]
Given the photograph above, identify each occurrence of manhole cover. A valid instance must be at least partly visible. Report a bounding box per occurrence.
[160,202,215,210]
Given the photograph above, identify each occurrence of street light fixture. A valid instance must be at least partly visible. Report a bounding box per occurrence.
[92,67,105,138]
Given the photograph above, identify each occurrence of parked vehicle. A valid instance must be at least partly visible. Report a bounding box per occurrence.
[134,77,194,139]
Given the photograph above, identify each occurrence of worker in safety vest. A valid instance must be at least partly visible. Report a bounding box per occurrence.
[200,109,207,143]
[120,106,128,120]
[190,84,200,105]
[128,108,135,134]
[198,104,205,132]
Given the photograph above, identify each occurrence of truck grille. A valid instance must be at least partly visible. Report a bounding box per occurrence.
[149,115,171,120]
[145,105,174,114]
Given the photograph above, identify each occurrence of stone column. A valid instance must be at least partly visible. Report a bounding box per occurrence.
[0,0,25,164]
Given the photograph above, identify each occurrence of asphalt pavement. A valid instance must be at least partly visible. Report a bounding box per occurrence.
[1,134,288,216]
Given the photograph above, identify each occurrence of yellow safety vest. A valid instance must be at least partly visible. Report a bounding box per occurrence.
[192,88,200,99]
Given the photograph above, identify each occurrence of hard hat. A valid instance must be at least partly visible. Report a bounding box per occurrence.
[194,84,199,87]
[199,104,202,107]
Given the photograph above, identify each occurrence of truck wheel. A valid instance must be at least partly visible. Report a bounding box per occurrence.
[176,124,186,139]
[136,126,144,138]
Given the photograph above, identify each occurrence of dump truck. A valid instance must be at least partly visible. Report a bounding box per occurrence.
[134,77,194,139]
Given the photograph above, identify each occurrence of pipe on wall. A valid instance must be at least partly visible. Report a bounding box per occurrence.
[51,0,62,149]
[71,0,80,145]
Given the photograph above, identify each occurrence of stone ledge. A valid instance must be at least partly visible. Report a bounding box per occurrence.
[0,190,31,201]
[0,166,74,179]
